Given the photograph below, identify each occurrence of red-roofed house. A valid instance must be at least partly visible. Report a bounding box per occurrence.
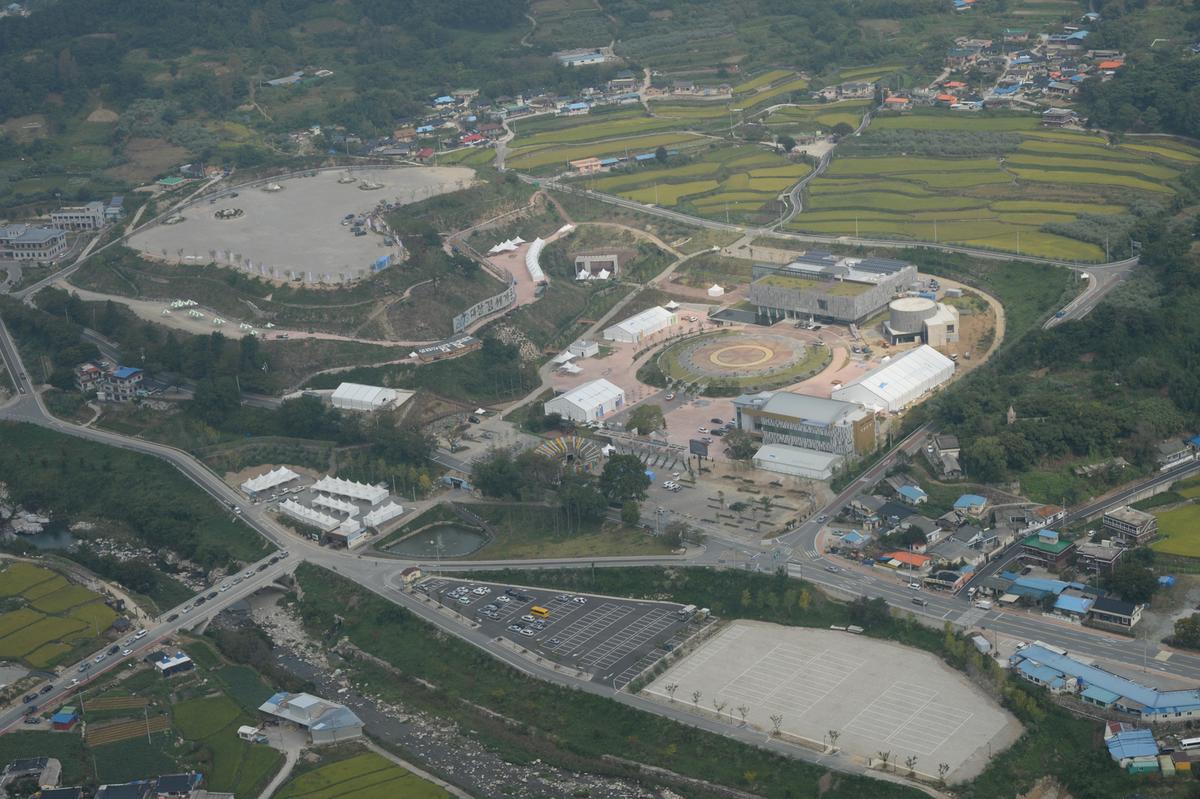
[1097,60,1124,70]
[460,133,486,146]
[883,96,912,110]
[936,93,958,105]
[884,551,931,570]
[414,147,435,161]
[943,80,967,89]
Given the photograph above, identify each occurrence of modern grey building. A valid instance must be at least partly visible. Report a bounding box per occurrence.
[734,391,875,456]
[747,252,916,324]
[50,201,106,230]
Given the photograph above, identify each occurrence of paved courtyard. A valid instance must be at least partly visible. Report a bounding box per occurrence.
[129,166,474,281]
[644,621,1020,781]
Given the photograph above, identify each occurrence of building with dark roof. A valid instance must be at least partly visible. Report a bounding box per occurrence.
[154,773,196,797]
[39,789,83,799]
[0,223,68,261]
[1089,595,1143,631]
[748,253,916,324]
[95,782,150,799]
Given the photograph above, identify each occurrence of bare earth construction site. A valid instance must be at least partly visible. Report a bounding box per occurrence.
[128,166,475,284]
[645,621,1020,781]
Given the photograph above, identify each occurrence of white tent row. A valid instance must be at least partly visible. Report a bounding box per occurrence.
[363,501,404,528]
[488,236,526,254]
[280,499,339,532]
[832,345,955,412]
[311,494,359,516]
[575,268,610,280]
[525,238,546,283]
[241,466,299,495]
[311,476,389,506]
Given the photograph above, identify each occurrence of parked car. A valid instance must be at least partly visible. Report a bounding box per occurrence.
[39,684,53,695]
[167,613,179,622]
[22,693,37,703]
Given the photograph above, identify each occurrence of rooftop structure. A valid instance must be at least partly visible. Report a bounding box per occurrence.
[752,443,845,480]
[258,692,364,744]
[0,223,68,261]
[311,476,388,506]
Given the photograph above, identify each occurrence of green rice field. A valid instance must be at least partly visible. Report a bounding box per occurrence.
[789,113,1200,260]
[580,144,809,222]
[0,562,118,668]
[276,752,448,799]
[1153,505,1200,558]
[732,69,795,95]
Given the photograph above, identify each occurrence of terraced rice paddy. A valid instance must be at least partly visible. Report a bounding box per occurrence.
[732,69,795,94]
[789,114,1200,260]
[767,100,871,132]
[276,752,448,799]
[582,144,810,222]
[0,562,117,668]
[507,131,707,170]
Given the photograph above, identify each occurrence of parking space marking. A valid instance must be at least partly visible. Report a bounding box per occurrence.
[545,603,632,654]
[888,704,975,756]
[581,608,677,671]
[843,681,945,746]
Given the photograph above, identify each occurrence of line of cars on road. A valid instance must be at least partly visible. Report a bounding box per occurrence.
[165,550,289,622]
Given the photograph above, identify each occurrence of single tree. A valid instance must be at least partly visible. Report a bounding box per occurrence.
[600,453,651,502]
[905,755,918,776]
[769,713,784,736]
[665,682,679,703]
[626,403,666,435]
[655,145,668,163]
[713,698,727,721]
[621,500,641,527]
[877,751,892,771]
[828,729,840,750]
[691,689,703,708]
[737,705,750,726]
[777,133,796,152]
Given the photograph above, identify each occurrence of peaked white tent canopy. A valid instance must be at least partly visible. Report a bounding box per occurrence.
[241,467,299,495]
[832,345,955,412]
[311,495,359,516]
[280,499,339,532]
[364,501,404,528]
[311,476,389,506]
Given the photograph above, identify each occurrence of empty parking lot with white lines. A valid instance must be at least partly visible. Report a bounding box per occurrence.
[645,621,1020,781]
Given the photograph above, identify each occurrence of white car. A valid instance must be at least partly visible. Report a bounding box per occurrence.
[909,582,921,590]
[496,595,511,603]
[472,587,490,595]
[219,583,231,592]
[94,654,106,663]
[571,596,587,604]
[244,569,255,578]
[697,426,708,433]
[519,628,536,637]
[521,614,536,623]
[122,649,132,656]
[134,629,148,640]
[664,393,675,401]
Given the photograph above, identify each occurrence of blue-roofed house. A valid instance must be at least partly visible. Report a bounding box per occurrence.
[840,530,870,549]
[897,485,928,505]
[415,125,435,134]
[634,152,657,161]
[1106,729,1158,763]
[1013,644,1200,721]
[259,692,364,745]
[96,365,143,403]
[1053,592,1094,618]
[561,102,590,116]
[1016,659,1073,693]
[954,494,987,515]
[434,95,455,106]
[1082,684,1122,709]
[1008,576,1072,600]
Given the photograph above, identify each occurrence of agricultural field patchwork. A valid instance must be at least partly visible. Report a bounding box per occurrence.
[790,114,1200,260]
[0,563,117,668]
[766,100,871,133]
[579,144,809,223]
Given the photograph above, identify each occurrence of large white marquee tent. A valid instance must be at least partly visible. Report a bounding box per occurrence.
[240,466,299,495]
[311,476,389,506]
[832,345,955,412]
[545,378,626,423]
[331,383,408,412]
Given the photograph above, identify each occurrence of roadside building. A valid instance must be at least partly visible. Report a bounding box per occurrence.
[832,345,956,412]
[733,391,875,456]
[1074,540,1125,576]
[545,378,626,424]
[105,196,125,221]
[1102,506,1157,547]
[399,566,423,587]
[0,223,68,261]
[154,774,197,798]
[154,652,194,678]
[97,366,144,402]
[1020,529,1076,570]
[95,783,150,799]
[50,201,106,230]
[568,157,603,175]
[258,692,364,744]
[50,707,79,730]
[1088,595,1143,631]
[1157,439,1194,470]
[1012,644,1200,721]
[953,494,988,516]
[896,485,928,505]
[748,253,916,325]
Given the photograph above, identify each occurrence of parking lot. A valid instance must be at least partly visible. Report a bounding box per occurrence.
[644,621,1019,781]
[418,577,704,687]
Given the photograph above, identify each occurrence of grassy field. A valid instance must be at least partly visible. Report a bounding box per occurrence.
[786,117,1200,260]
[0,562,118,668]
[732,69,795,94]
[276,751,448,799]
[461,503,675,560]
[1152,504,1200,557]
[766,99,871,132]
[507,131,707,171]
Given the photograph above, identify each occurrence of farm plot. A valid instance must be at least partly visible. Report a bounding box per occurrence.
[1153,505,1200,557]
[506,132,707,171]
[790,122,1186,260]
[767,100,870,132]
[583,145,808,223]
[732,69,795,94]
[732,77,810,111]
[87,715,172,746]
[0,563,117,667]
[275,751,448,799]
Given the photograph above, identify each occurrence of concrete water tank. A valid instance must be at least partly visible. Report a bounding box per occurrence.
[888,296,937,334]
